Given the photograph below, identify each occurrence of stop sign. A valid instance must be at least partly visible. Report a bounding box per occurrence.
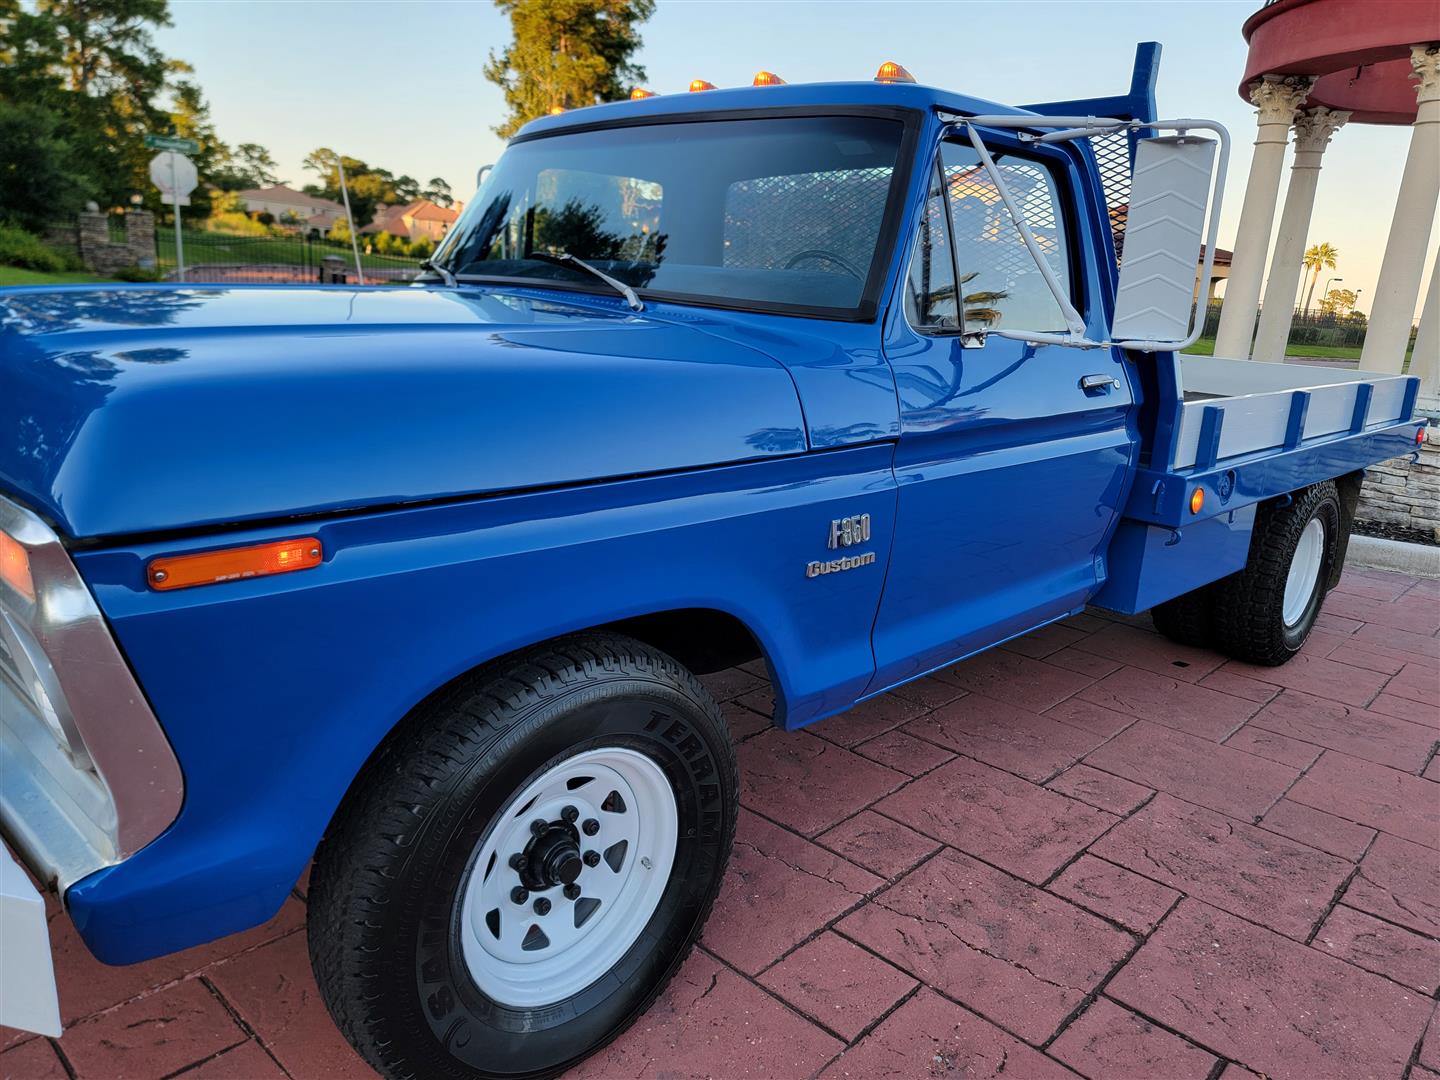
[149,151,198,205]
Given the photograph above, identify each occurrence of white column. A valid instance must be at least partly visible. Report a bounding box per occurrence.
[1252,107,1350,362]
[1214,75,1315,359]
[1361,45,1440,373]
[1413,246,1439,411]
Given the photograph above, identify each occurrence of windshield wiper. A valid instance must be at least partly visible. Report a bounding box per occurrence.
[419,258,457,288]
[529,251,643,312]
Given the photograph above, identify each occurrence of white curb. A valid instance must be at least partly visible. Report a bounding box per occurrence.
[1345,534,1440,578]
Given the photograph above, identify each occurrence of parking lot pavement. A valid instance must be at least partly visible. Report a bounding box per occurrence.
[3,566,1437,1080]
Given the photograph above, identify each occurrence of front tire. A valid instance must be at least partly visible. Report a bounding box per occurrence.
[308,633,738,1080]
[1210,481,1341,666]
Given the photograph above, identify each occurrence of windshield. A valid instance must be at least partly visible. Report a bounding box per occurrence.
[434,115,908,318]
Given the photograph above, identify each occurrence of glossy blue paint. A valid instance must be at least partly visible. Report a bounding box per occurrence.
[1092,503,1257,614]
[867,113,1138,691]
[1126,418,1424,528]
[67,446,897,962]
[0,286,806,538]
[0,58,1421,969]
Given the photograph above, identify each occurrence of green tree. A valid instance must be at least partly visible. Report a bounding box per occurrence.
[303,149,413,225]
[211,142,281,190]
[483,0,654,139]
[422,176,454,208]
[1301,242,1339,312]
[0,99,90,229]
[1319,287,1358,316]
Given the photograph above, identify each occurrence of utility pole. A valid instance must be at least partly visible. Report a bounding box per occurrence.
[335,153,365,285]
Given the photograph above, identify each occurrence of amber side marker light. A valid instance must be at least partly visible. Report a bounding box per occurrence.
[0,529,34,601]
[874,61,916,84]
[689,79,717,92]
[1189,488,1206,515]
[149,537,323,592]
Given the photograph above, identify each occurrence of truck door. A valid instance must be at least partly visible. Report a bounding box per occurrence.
[869,134,1137,690]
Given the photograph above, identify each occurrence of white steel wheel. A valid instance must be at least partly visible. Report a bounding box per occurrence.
[1283,516,1326,627]
[458,747,678,1008]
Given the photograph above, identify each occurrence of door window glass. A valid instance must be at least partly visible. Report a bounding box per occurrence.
[939,142,1074,334]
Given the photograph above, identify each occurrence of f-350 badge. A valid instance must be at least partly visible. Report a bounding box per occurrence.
[808,513,876,578]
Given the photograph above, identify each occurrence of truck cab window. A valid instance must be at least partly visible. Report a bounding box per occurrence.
[904,163,958,330]
[436,116,906,317]
[939,142,1074,335]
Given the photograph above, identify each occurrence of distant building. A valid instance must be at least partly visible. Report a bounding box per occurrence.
[235,185,347,233]
[362,199,461,244]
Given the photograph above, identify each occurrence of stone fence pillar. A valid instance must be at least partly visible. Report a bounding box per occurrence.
[125,211,156,270]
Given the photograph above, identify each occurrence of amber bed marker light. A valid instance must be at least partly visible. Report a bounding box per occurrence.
[149,537,323,591]
[1189,488,1205,514]
[874,61,916,84]
[0,530,33,601]
[752,71,786,86]
[688,79,716,92]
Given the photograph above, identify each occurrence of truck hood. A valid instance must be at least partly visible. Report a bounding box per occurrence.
[0,285,807,538]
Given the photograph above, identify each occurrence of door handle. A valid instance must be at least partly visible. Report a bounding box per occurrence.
[1080,374,1120,394]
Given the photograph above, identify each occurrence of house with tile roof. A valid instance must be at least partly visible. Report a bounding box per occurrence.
[234,185,348,234]
[362,199,461,244]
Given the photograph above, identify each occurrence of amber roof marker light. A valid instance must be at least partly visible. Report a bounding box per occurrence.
[630,87,656,100]
[149,537,324,592]
[874,61,916,84]
[688,79,717,92]
[752,71,786,87]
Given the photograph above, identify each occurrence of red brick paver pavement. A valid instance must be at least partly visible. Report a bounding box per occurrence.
[3,566,1437,1079]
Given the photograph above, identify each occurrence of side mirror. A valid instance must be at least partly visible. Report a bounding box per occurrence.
[1111,136,1219,347]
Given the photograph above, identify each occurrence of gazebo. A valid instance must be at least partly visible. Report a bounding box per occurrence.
[1213,0,1439,411]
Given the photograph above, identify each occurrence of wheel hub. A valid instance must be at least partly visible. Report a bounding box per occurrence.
[519,822,583,890]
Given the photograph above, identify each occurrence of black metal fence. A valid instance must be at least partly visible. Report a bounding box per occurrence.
[154,229,424,285]
[1198,302,1372,350]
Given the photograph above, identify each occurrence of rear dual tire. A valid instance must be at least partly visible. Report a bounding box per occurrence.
[1151,481,1341,665]
[308,633,737,1080]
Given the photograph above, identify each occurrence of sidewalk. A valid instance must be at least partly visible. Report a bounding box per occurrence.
[3,566,1437,1080]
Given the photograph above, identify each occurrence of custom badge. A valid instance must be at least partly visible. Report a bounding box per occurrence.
[808,513,876,578]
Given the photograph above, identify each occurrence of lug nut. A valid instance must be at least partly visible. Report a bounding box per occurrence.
[509,853,527,871]
[533,897,552,915]
[564,883,581,900]
[530,819,548,837]
[511,886,529,904]
[582,819,600,836]
[561,805,579,823]
[583,850,600,867]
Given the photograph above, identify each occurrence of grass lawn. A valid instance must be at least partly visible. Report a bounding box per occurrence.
[0,265,117,286]
[1183,336,1413,367]
[156,231,418,272]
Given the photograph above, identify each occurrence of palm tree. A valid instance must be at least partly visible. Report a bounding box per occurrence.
[1301,242,1339,312]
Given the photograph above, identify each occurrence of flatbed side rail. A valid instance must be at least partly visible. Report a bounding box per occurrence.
[1124,411,1423,529]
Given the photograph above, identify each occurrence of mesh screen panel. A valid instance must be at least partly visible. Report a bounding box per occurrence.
[1089,129,1132,265]
[723,168,893,273]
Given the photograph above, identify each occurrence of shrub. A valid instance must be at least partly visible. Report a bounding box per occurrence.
[408,235,435,259]
[203,210,270,237]
[0,222,76,272]
[112,265,164,282]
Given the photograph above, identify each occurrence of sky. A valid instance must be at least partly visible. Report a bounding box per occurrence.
[157,0,1438,317]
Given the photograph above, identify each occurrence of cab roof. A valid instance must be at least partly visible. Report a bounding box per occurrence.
[513,79,1038,141]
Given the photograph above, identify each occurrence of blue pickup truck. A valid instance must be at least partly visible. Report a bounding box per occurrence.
[0,45,1424,1079]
